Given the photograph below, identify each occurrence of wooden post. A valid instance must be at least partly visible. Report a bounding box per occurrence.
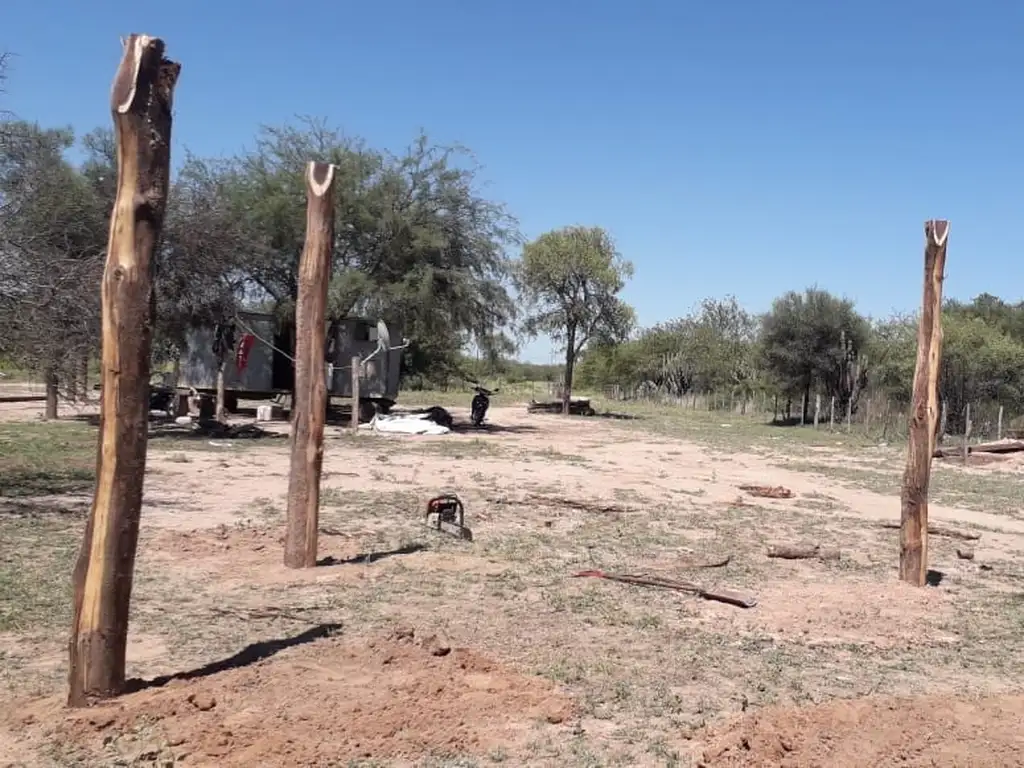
[962,403,972,465]
[997,405,1004,441]
[846,398,853,432]
[899,219,949,587]
[829,396,835,430]
[813,394,821,428]
[351,355,360,431]
[938,400,948,444]
[67,35,179,707]
[283,161,336,570]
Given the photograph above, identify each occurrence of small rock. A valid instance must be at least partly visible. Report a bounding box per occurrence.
[419,633,451,657]
[88,713,116,730]
[956,547,975,560]
[392,627,415,642]
[187,692,217,712]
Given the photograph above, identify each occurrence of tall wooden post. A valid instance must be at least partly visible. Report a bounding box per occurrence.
[351,355,361,431]
[899,220,949,586]
[67,35,180,707]
[284,162,336,569]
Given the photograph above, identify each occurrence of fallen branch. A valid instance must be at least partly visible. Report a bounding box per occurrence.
[934,440,1024,458]
[489,492,633,515]
[572,569,757,609]
[738,484,793,499]
[678,555,732,569]
[879,521,981,541]
[766,543,841,561]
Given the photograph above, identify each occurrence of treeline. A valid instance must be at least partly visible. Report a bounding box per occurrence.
[0,117,524,412]
[575,289,1024,434]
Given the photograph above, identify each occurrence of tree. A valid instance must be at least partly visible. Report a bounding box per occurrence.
[215,119,519,383]
[761,288,870,421]
[0,121,107,416]
[516,225,635,413]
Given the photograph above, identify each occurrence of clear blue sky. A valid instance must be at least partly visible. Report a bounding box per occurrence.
[3,1,1022,363]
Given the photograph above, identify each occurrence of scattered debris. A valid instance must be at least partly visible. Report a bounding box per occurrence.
[878,521,981,541]
[934,439,1024,458]
[766,543,841,561]
[677,555,732,569]
[361,413,451,435]
[408,405,454,430]
[572,569,757,609]
[526,398,597,416]
[489,492,633,515]
[738,484,794,499]
[424,494,473,541]
[956,547,976,561]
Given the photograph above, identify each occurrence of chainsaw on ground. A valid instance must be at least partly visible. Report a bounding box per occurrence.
[424,494,473,541]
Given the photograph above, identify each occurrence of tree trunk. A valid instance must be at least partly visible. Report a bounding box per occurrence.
[44,368,59,420]
[900,220,949,587]
[284,162,336,569]
[562,325,576,416]
[67,35,179,707]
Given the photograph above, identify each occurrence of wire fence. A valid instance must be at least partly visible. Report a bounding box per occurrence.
[601,384,1024,444]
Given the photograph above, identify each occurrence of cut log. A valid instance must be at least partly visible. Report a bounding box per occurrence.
[766,543,841,561]
[880,521,980,541]
[934,440,1024,458]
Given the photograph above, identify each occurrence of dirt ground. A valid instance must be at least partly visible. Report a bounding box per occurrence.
[2,391,1024,767]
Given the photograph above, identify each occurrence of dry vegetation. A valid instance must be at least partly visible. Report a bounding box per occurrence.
[2,388,1024,767]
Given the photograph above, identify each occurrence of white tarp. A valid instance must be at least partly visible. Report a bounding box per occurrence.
[360,412,451,436]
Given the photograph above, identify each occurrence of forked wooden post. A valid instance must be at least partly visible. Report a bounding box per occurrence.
[284,161,336,569]
[67,35,180,707]
[899,219,949,586]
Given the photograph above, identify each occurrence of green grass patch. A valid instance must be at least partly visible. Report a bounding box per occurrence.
[0,421,96,497]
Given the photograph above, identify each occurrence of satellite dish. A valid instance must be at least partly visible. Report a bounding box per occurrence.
[376,319,391,351]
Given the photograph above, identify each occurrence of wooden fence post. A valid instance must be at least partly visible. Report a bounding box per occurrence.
[997,405,1004,441]
[67,35,179,707]
[829,396,835,430]
[899,219,948,587]
[351,355,360,431]
[846,398,852,432]
[962,403,972,465]
[813,394,821,428]
[938,400,948,444]
[283,161,336,570]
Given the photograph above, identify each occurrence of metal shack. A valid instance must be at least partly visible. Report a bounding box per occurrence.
[175,311,403,418]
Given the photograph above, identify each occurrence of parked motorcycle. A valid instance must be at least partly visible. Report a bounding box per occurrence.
[470,383,499,427]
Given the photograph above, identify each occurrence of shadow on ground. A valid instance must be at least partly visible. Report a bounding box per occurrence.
[124,623,343,693]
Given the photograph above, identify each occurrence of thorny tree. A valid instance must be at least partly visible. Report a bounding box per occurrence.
[217,119,519,383]
[0,122,108,416]
[517,226,635,414]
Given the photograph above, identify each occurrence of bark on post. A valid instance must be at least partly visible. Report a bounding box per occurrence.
[899,219,949,587]
[283,161,335,569]
[67,35,179,707]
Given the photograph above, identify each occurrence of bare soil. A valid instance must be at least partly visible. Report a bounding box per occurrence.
[2,395,1024,766]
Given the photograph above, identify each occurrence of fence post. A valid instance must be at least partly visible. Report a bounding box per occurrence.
[830,396,835,430]
[846,398,853,432]
[997,405,1004,441]
[351,355,361,431]
[813,394,821,428]
[899,219,948,587]
[284,161,336,570]
[962,403,972,465]
[68,35,180,707]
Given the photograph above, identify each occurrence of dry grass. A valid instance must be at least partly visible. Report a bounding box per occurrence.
[2,400,1024,766]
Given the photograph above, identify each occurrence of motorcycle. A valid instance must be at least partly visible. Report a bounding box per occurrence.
[470,383,499,427]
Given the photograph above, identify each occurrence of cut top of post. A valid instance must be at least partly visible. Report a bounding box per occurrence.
[926,220,950,248]
[307,162,336,197]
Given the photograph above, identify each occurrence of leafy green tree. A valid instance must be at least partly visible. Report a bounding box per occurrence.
[761,288,870,420]
[217,119,519,382]
[0,121,107,416]
[516,225,635,413]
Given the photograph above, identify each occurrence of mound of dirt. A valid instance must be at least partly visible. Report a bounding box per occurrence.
[697,694,1024,767]
[27,628,573,766]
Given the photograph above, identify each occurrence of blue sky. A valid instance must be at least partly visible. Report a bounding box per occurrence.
[3,1,1022,363]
